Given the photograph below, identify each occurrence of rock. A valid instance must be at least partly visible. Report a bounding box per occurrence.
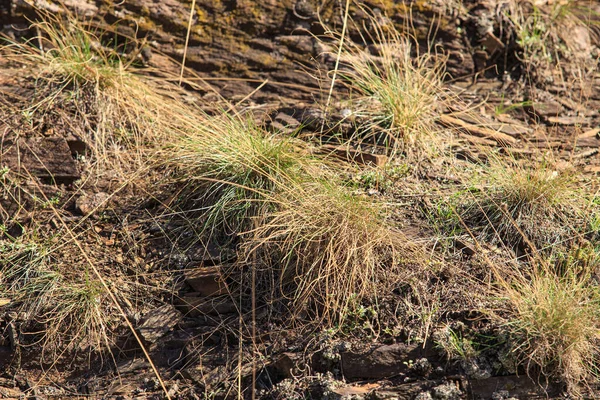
[268,112,302,134]
[547,116,592,126]
[431,382,462,400]
[137,304,182,344]
[176,295,237,317]
[10,0,478,105]
[0,376,25,399]
[411,358,433,377]
[577,127,600,139]
[184,266,226,296]
[469,375,559,399]
[460,357,492,380]
[341,343,432,380]
[491,390,510,400]
[331,382,380,397]
[273,352,302,379]
[454,238,476,257]
[1,137,80,184]
[187,243,223,265]
[75,192,110,215]
[560,23,592,55]
[65,134,87,155]
[480,31,504,55]
[526,102,563,118]
[182,365,228,391]
[0,347,12,370]
[414,393,433,400]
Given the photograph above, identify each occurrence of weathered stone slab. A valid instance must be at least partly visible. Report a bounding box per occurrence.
[185,266,226,297]
[0,137,79,184]
[469,375,559,399]
[176,295,236,317]
[320,144,388,167]
[341,343,432,380]
[137,304,182,344]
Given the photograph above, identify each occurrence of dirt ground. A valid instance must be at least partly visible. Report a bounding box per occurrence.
[1,0,600,399]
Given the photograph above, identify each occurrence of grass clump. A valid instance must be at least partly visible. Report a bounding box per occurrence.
[243,178,409,326]
[168,111,412,326]
[170,113,317,241]
[2,12,180,177]
[504,0,598,78]
[463,157,587,251]
[495,259,600,395]
[0,229,115,361]
[334,14,447,155]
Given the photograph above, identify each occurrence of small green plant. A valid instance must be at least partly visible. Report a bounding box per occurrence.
[353,164,410,192]
[590,197,600,234]
[21,109,35,126]
[32,194,62,209]
[421,194,464,241]
[435,326,479,362]
[494,98,533,116]
[339,293,378,334]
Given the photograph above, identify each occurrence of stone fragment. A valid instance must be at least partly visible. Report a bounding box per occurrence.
[75,192,110,215]
[1,137,79,184]
[184,266,226,297]
[137,304,182,344]
[431,382,462,400]
[321,144,388,167]
[176,295,236,317]
[341,343,431,379]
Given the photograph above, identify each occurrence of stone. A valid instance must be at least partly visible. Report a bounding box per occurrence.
[176,295,236,317]
[75,192,110,215]
[184,266,226,297]
[527,102,563,118]
[320,144,388,168]
[332,382,380,397]
[137,304,182,344]
[469,375,558,399]
[547,116,592,126]
[460,357,492,380]
[1,137,79,184]
[414,393,433,400]
[187,243,222,265]
[431,382,462,400]
[341,343,432,380]
[273,352,301,379]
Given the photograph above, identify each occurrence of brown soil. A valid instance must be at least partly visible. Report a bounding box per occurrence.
[1,0,600,399]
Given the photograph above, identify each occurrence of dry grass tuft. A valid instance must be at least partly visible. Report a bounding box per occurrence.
[168,113,320,242]
[242,178,411,326]
[0,170,119,361]
[1,236,110,359]
[2,12,183,178]
[495,257,600,395]
[332,12,448,156]
[463,156,587,251]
